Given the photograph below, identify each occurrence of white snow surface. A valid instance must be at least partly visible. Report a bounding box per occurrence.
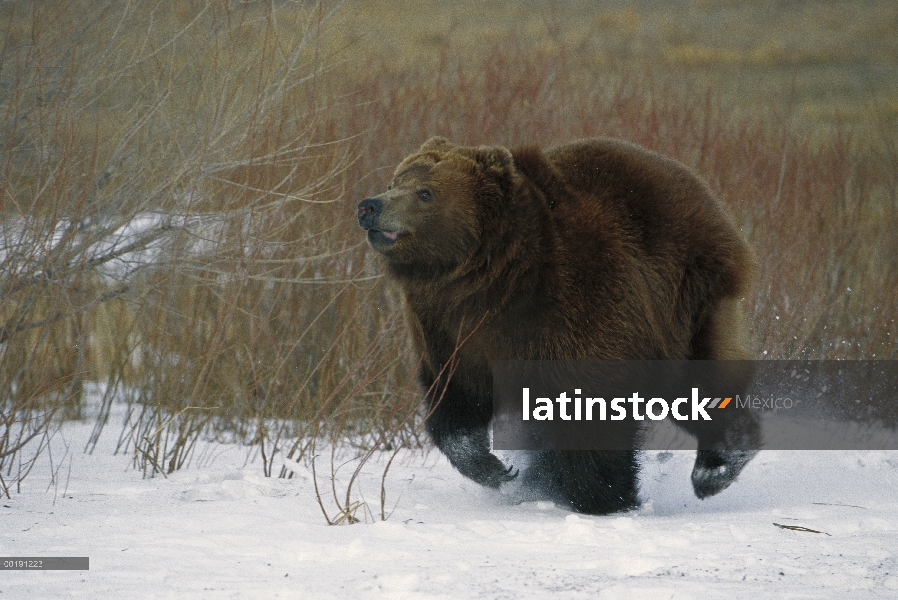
[3,403,898,599]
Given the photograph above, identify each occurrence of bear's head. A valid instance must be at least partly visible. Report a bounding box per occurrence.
[357,137,520,274]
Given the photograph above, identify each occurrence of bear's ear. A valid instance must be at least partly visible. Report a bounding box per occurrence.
[465,146,514,174]
[419,136,454,153]
[455,145,517,193]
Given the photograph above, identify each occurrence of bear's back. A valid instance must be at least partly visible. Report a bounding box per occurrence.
[542,138,752,301]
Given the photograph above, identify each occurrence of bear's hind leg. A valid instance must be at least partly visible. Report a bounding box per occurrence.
[686,296,761,499]
[690,296,751,362]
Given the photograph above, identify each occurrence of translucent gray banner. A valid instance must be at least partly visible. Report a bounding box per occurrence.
[492,360,898,450]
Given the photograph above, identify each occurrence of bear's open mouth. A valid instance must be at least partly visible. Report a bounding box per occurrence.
[370,229,409,243]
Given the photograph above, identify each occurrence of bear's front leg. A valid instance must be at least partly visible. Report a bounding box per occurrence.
[429,426,519,488]
[421,366,518,488]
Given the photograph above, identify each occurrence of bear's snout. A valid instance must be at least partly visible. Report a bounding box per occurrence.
[357,197,382,230]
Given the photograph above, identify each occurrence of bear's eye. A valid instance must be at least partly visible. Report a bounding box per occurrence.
[417,189,433,202]
[387,184,392,191]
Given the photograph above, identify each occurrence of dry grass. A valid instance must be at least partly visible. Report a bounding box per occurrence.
[323,0,898,139]
[1,1,895,500]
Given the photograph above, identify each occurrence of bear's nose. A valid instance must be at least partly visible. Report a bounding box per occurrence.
[357,197,382,230]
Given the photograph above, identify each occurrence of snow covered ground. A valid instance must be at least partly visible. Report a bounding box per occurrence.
[3,402,898,599]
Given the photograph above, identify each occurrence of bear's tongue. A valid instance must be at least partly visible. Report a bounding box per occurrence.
[382,231,398,240]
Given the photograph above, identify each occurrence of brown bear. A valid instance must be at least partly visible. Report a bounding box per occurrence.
[357,136,760,514]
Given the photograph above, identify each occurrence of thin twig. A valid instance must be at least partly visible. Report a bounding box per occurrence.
[773,523,832,536]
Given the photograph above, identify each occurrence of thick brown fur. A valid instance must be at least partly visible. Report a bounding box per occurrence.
[357,137,759,514]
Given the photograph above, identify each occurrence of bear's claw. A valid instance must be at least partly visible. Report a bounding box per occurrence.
[501,465,519,481]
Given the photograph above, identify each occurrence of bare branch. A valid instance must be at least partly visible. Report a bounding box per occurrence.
[0,285,130,345]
